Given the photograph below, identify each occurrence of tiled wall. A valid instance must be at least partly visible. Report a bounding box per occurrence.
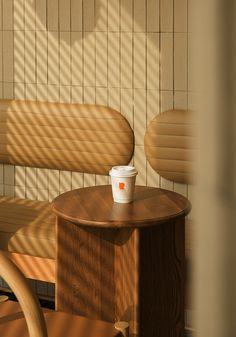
[0,0,194,297]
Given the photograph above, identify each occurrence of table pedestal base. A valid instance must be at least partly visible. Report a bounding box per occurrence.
[56,217,185,337]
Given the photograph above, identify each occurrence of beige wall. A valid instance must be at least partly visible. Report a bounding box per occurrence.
[0,0,193,296]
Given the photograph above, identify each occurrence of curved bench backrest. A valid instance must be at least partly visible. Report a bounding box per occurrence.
[144,110,195,184]
[0,100,134,174]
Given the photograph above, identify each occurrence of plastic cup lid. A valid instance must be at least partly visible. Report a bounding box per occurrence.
[109,166,138,177]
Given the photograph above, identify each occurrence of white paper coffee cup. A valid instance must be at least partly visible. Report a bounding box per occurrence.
[109,166,138,203]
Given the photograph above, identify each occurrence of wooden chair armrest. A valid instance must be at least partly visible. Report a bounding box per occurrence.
[0,252,48,337]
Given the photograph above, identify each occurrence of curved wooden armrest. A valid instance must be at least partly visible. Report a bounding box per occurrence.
[0,252,48,337]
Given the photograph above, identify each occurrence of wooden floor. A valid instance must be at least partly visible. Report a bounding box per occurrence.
[0,300,121,337]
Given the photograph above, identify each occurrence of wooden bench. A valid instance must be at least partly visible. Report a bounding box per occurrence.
[0,99,134,285]
[144,109,195,309]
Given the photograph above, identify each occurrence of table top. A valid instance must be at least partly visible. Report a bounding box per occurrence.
[52,185,191,228]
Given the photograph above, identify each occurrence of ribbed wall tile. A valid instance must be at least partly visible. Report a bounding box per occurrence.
[0,0,191,297]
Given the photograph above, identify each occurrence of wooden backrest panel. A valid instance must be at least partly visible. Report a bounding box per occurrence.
[0,100,134,174]
[144,110,195,184]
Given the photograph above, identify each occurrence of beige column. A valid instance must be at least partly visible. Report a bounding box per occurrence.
[195,0,236,336]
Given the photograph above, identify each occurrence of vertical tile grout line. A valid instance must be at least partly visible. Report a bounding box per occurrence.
[172,0,175,191]
[11,0,15,197]
[69,1,73,192]
[81,0,85,187]
[158,0,161,187]
[159,0,161,188]
[0,0,2,99]
[24,0,27,100]
[33,0,37,101]
[69,0,72,104]
[94,0,97,186]
[145,0,147,186]
[186,0,189,200]
[94,0,97,105]
[132,0,134,156]
[45,0,49,103]
[106,0,108,108]
[119,0,121,119]
[173,0,175,110]
[1,0,3,100]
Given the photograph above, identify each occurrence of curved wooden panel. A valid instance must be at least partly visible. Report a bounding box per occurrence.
[0,100,134,174]
[144,110,195,184]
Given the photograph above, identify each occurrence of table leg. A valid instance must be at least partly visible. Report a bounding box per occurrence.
[56,216,185,337]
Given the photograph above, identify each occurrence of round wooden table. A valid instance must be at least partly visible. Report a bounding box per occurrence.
[52,185,191,337]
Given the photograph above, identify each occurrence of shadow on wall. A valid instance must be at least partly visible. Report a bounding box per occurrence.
[26,0,154,41]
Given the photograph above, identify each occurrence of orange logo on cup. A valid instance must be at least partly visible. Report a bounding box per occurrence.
[119,182,126,190]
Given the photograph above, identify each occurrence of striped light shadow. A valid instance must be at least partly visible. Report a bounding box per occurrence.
[83,86,95,103]
[13,0,24,30]
[48,170,60,193]
[83,173,96,187]
[71,33,83,86]
[71,171,83,189]
[36,84,48,101]
[120,32,133,89]
[108,0,120,32]
[25,31,36,84]
[133,146,146,186]
[114,228,138,335]
[147,89,160,124]
[95,32,108,87]
[35,31,47,85]
[108,88,121,111]
[47,85,60,102]
[108,32,120,88]
[15,166,26,187]
[35,0,47,31]
[59,32,71,86]
[13,31,25,84]
[14,185,26,199]
[83,32,96,87]
[24,0,36,31]
[120,0,133,32]
[0,33,3,83]
[48,31,60,86]
[133,33,146,89]
[95,87,108,105]
[25,84,37,100]
[15,82,25,100]
[59,170,72,193]
[147,33,160,90]
[59,86,71,103]
[57,222,120,320]
[36,168,49,201]
[133,88,146,146]
[25,167,37,190]
[120,88,133,130]
[95,0,107,32]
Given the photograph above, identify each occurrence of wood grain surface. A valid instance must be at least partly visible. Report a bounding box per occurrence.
[0,99,134,174]
[144,109,195,184]
[52,185,191,228]
[0,300,122,337]
[54,186,190,337]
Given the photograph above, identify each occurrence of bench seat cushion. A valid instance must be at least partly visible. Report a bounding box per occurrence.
[0,197,56,259]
